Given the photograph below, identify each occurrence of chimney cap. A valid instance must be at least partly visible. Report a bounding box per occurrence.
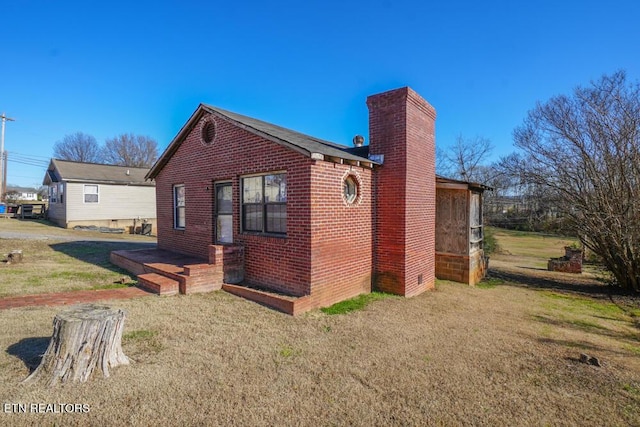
[352,135,365,147]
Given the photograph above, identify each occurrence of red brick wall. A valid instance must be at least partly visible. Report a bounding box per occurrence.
[308,161,373,308]
[155,112,313,296]
[367,87,436,296]
[435,251,486,285]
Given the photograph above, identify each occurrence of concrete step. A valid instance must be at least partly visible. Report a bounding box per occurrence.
[137,273,179,296]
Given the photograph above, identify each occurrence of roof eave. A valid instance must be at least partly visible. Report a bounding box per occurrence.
[146,105,210,180]
[147,104,376,179]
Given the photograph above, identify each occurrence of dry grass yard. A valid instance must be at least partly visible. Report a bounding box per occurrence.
[1,221,639,426]
[0,219,154,297]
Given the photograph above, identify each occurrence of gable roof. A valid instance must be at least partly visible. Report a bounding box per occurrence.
[146,104,376,180]
[43,159,154,186]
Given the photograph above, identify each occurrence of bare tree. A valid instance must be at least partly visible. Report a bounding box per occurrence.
[511,70,640,292]
[53,132,103,163]
[103,134,159,168]
[442,134,493,182]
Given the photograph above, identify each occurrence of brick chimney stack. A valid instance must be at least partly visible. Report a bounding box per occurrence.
[367,87,436,297]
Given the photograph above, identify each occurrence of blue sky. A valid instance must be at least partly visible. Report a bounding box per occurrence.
[1,0,639,188]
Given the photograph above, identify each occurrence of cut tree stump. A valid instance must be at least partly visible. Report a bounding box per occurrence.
[24,304,129,386]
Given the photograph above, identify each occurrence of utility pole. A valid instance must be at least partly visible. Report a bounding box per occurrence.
[1,113,15,203]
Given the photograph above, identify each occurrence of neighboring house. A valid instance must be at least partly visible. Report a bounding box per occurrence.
[5,186,39,201]
[42,159,156,232]
[114,87,488,314]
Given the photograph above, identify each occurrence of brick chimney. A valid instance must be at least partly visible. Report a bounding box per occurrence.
[367,87,436,297]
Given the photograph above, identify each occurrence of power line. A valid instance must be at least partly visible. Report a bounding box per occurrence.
[8,157,49,167]
[7,150,51,160]
[6,153,49,167]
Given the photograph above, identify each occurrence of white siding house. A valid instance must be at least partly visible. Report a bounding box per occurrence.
[43,159,156,233]
[5,186,39,201]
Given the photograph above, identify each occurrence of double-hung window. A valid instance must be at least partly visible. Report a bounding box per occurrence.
[50,185,58,203]
[174,184,186,229]
[84,185,99,203]
[242,173,286,235]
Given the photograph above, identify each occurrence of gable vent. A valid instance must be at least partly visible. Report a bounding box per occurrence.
[201,118,217,146]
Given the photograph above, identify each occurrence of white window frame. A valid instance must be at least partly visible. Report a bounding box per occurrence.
[49,185,58,203]
[174,184,186,229]
[83,184,99,203]
[58,183,64,204]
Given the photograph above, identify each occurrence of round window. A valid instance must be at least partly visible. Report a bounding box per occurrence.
[343,175,358,204]
[200,118,217,146]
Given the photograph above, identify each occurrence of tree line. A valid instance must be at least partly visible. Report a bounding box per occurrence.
[438,70,640,293]
[53,132,159,168]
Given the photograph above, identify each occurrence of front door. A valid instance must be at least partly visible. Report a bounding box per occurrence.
[215,182,233,244]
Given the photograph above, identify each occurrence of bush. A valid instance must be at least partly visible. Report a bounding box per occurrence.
[484,227,499,255]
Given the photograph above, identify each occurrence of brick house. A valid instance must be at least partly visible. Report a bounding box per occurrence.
[113,87,487,314]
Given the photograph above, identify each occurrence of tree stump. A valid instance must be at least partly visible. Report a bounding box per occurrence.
[24,304,129,386]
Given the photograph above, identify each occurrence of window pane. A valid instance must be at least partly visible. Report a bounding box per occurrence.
[343,176,357,203]
[470,193,481,227]
[243,205,263,231]
[243,177,262,203]
[174,185,185,228]
[216,215,233,243]
[216,184,232,214]
[176,206,185,228]
[265,174,286,202]
[84,185,98,203]
[266,204,286,233]
[175,185,185,207]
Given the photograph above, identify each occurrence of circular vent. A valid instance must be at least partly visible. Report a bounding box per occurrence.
[200,118,217,146]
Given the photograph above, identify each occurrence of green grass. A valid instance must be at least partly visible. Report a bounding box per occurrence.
[89,282,132,291]
[541,291,632,320]
[320,292,394,315]
[277,344,301,358]
[476,277,504,289]
[488,226,578,259]
[623,383,640,398]
[565,318,608,331]
[624,344,640,355]
[122,329,163,355]
[49,271,108,281]
[123,330,157,341]
[483,227,500,255]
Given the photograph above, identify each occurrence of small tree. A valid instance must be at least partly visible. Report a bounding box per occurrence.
[4,190,19,203]
[512,70,640,292]
[53,132,103,163]
[103,134,158,168]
